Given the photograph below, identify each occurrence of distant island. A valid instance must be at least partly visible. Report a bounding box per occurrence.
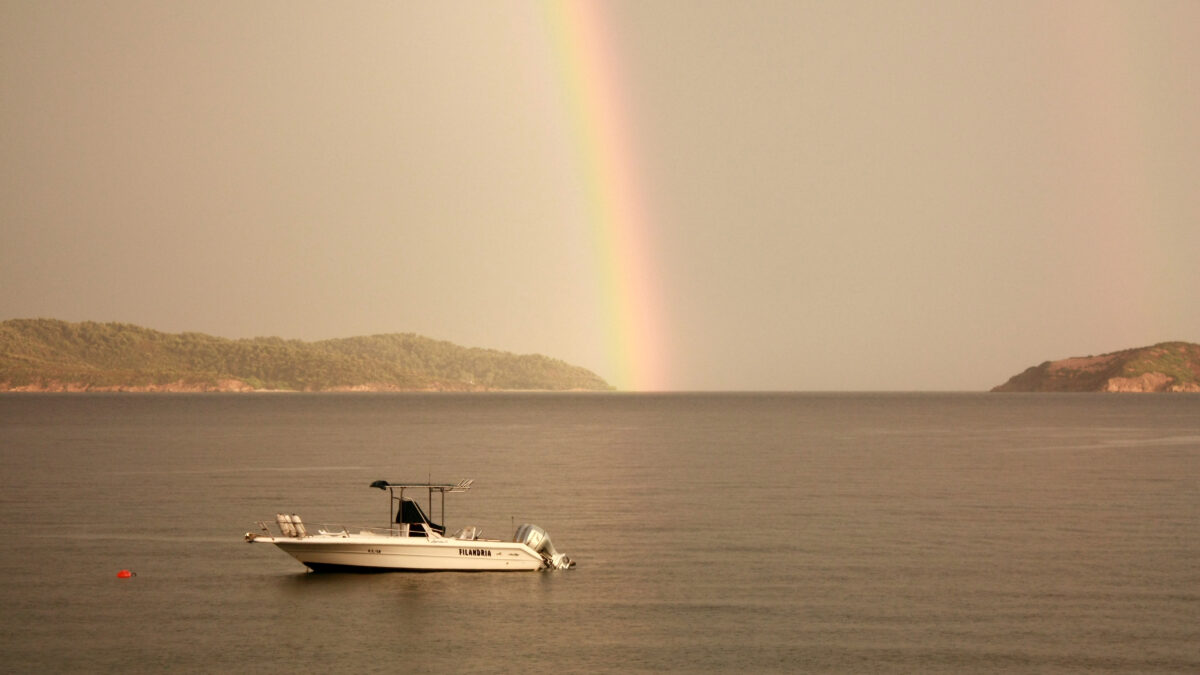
[0,319,612,392]
[992,342,1200,393]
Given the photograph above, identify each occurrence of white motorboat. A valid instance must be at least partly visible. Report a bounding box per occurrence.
[244,479,574,572]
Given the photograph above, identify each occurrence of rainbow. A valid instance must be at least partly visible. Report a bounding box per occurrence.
[538,1,666,391]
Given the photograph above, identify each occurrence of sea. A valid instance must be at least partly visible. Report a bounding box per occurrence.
[1,393,1197,673]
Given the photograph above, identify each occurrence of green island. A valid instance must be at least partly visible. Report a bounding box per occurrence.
[992,342,1200,393]
[0,319,612,392]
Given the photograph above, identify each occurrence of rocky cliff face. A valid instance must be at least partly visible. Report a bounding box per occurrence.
[992,342,1200,392]
[1,379,506,393]
[1,378,258,393]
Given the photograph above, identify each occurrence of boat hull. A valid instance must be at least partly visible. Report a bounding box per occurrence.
[258,534,548,572]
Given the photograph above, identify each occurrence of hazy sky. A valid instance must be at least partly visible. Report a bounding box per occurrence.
[3,1,1198,391]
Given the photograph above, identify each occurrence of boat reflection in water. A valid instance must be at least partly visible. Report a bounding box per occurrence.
[245,479,574,572]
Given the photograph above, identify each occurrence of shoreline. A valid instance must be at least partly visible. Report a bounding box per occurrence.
[0,379,609,393]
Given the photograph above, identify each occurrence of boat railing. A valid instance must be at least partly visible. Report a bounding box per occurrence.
[313,524,401,538]
[255,517,415,539]
[320,522,451,538]
[254,517,462,540]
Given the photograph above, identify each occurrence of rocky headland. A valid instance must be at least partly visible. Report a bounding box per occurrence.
[992,342,1200,393]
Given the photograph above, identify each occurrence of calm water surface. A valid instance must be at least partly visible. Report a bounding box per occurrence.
[1,393,1197,673]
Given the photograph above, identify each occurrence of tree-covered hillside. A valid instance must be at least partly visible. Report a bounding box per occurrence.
[0,319,612,392]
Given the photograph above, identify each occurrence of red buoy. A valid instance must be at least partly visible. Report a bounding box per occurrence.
[117,569,134,579]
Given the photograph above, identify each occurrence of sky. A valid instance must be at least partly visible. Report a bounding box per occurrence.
[2,0,1198,391]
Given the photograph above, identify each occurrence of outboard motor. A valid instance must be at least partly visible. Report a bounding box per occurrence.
[514,524,574,569]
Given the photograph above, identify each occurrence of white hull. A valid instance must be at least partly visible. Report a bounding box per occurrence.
[254,532,547,572]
